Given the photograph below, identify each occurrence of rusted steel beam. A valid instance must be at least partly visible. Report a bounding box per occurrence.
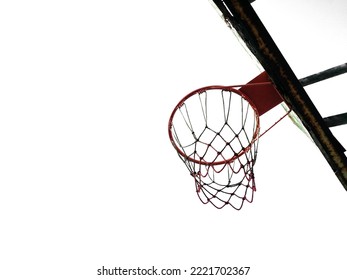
[212,0,347,190]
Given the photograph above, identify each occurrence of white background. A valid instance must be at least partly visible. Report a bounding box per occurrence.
[1,0,347,279]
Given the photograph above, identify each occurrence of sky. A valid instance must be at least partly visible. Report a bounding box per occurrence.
[1,0,347,279]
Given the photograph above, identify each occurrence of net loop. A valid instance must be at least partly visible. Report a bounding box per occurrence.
[169,86,260,210]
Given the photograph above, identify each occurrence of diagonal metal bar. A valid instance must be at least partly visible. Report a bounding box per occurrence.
[300,63,347,87]
[212,0,347,190]
[324,113,347,128]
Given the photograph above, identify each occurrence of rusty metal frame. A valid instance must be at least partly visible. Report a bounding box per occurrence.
[212,0,347,190]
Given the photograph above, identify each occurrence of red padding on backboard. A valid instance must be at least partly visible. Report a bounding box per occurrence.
[239,72,283,116]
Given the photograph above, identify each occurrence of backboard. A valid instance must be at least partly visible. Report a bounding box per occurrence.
[210,0,347,191]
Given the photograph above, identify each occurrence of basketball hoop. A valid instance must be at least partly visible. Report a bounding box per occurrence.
[168,73,288,210]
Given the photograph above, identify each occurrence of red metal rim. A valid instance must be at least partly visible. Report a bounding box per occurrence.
[168,85,260,166]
